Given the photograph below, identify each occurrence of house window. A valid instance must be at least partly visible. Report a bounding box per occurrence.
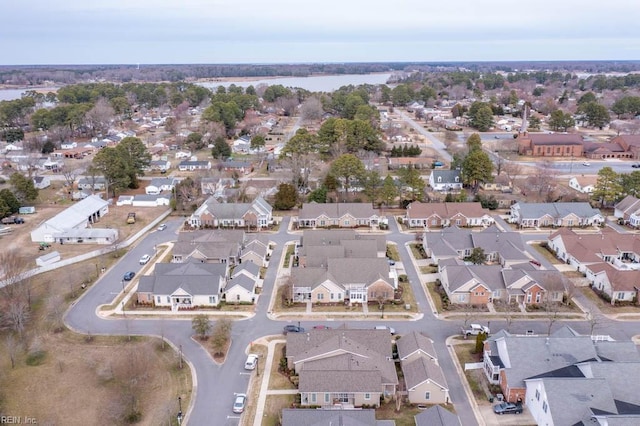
[330,293,334,300]
[431,219,437,226]
[209,296,216,304]
[337,393,349,402]
[317,293,324,300]
[320,220,325,226]
[455,219,462,226]
[567,219,574,226]
[338,293,342,299]
[311,393,316,403]
[542,401,548,413]
[526,292,532,303]
[616,292,625,299]
[425,392,431,400]
[364,393,370,400]
[156,296,161,304]
[535,389,540,401]
[535,292,541,303]
[325,393,330,403]
[457,295,465,302]
[344,220,350,225]
[166,296,170,303]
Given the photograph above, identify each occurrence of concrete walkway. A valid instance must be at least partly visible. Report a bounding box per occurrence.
[252,338,285,426]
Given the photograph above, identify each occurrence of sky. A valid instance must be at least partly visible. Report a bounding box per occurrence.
[1,0,638,65]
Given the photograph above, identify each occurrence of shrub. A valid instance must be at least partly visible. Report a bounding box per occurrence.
[26,350,47,366]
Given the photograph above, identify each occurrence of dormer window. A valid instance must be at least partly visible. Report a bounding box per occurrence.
[455,176,459,182]
[437,177,442,182]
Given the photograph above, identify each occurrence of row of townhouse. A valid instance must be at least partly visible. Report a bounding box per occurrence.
[483,326,640,425]
[405,201,494,228]
[296,202,382,229]
[424,226,570,306]
[136,230,271,308]
[509,202,604,228]
[291,230,395,305]
[189,196,273,229]
[548,227,640,304]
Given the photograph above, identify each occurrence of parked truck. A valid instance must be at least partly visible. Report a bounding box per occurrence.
[461,324,490,337]
[126,212,136,224]
[1,216,25,225]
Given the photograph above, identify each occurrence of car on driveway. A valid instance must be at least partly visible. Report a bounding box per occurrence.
[244,354,258,370]
[283,325,305,334]
[493,402,523,415]
[123,271,135,281]
[157,223,167,231]
[139,254,151,265]
[232,394,247,414]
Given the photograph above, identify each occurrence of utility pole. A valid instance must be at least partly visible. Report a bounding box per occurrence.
[179,344,183,369]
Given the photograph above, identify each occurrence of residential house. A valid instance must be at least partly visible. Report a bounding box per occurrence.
[136,262,228,310]
[231,262,260,282]
[292,257,396,305]
[221,160,253,174]
[509,202,604,228]
[484,326,640,425]
[405,201,494,228]
[517,133,584,157]
[189,196,273,229]
[423,226,530,267]
[172,229,245,264]
[281,409,392,426]
[60,141,77,150]
[77,176,107,191]
[428,170,463,192]
[149,159,171,172]
[224,273,256,303]
[232,135,251,153]
[397,332,449,405]
[145,177,177,195]
[175,150,192,160]
[414,406,461,426]
[239,237,270,266]
[568,175,597,194]
[547,228,640,304]
[178,160,211,171]
[200,177,236,196]
[286,329,399,408]
[614,195,640,226]
[297,229,387,260]
[33,175,51,189]
[297,202,381,228]
[132,194,171,207]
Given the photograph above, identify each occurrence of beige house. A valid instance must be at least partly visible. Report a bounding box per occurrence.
[297,202,381,228]
[286,329,398,408]
[398,332,449,405]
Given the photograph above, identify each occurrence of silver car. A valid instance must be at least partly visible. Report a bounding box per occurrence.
[233,394,247,414]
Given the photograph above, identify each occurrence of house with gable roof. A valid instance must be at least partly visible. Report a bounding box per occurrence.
[281,408,390,426]
[414,406,461,426]
[297,202,381,228]
[509,202,604,228]
[397,331,449,404]
[405,201,494,228]
[172,229,245,264]
[614,195,640,227]
[189,196,272,229]
[428,170,462,192]
[224,273,256,303]
[136,262,228,310]
[286,329,398,408]
[145,177,177,195]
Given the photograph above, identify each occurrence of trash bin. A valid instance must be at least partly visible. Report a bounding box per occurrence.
[489,396,494,403]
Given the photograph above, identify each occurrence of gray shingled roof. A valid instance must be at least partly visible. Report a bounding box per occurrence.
[415,405,461,426]
[402,356,448,391]
[299,370,384,393]
[232,262,260,279]
[515,202,602,220]
[442,265,505,292]
[397,331,437,361]
[281,408,384,426]
[226,274,255,292]
[430,170,461,184]
[299,202,378,220]
[137,262,226,295]
[177,229,246,244]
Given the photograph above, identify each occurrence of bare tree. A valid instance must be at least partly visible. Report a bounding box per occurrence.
[502,162,522,189]
[45,293,65,333]
[4,333,20,368]
[85,97,115,136]
[210,318,232,357]
[300,96,323,122]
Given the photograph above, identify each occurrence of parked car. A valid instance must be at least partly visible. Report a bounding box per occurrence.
[232,394,247,414]
[582,161,591,166]
[374,325,396,335]
[244,354,258,370]
[632,163,640,168]
[123,271,135,281]
[312,325,331,330]
[387,258,396,266]
[157,223,167,231]
[462,324,490,337]
[139,254,151,265]
[283,325,305,334]
[493,402,523,415]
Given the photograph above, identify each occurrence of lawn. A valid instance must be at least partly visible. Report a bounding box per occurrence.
[530,243,562,264]
[579,287,640,314]
[419,265,438,274]
[409,243,427,260]
[0,256,192,426]
[262,395,296,426]
[453,343,487,402]
[375,400,422,426]
[267,344,295,390]
[386,243,400,261]
[282,244,295,268]
[425,282,444,313]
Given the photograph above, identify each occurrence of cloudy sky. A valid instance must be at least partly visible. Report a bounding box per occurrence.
[1,0,638,65]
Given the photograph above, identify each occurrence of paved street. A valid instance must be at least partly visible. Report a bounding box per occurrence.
[64,215,640,426]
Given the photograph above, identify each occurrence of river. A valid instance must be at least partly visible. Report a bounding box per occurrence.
[0,73,392,101]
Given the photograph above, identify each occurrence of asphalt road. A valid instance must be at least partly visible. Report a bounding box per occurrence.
[64,215,640,426]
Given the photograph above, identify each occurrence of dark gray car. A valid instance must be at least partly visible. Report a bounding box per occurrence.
[493,402,523,415]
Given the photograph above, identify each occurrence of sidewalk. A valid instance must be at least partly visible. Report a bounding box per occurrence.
[252,338,285,426]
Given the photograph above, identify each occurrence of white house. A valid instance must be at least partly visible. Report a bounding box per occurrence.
[224,274,256,303]
[33,175,51,189]
[568,176,596,194]
[429,170,463,192]
[132,194,171,207]
[145,177,177,195]
[60,141,77,150]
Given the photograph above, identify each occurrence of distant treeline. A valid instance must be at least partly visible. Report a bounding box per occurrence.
[1,61,640,87]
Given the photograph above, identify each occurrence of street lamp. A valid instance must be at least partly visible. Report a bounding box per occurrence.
[177,396,183,425]
[121,279,125,294]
